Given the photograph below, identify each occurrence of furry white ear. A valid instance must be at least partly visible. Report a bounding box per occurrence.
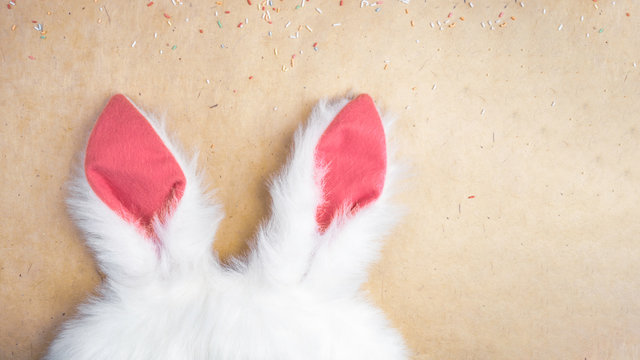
[70,95,223,282]
[250,94,399,295]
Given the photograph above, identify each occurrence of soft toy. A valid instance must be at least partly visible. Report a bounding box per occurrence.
[46,94,408,359]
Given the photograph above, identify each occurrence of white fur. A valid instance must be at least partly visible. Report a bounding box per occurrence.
[46,96,408,360]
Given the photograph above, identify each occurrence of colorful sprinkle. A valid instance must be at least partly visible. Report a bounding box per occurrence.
[163,13,171,19]
[147,1,154,6]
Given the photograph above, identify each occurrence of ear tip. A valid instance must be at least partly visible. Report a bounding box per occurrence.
[103,94,135,114]
[110,93,127,101]
[353,93,373,102]
[351,93,376,110]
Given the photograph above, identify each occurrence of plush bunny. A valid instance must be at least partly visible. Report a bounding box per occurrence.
[46,94,408,359]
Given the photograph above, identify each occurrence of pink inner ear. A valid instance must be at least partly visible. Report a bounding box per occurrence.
[314,94,387,232]
[85,94,186,236]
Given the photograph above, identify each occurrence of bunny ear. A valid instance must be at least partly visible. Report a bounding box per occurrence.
[70,95,222,281]
[249,94,397,291]
[314,94,386,232]
[84,94,186,238]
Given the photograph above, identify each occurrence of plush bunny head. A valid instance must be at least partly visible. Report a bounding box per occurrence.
[46,94,408,359]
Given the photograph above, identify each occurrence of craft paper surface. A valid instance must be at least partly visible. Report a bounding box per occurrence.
[1,1,639,359]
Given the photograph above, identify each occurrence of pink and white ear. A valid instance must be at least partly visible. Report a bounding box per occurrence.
[84,94,186,239]
[69,95,222,280]
[252,94,398,290]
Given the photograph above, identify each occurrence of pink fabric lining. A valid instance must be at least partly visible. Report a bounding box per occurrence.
[85,95,186,237]
[314,94,387,232]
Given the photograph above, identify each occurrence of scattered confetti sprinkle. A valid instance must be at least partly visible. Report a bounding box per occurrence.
[11,24,16,31]
[171,45,177,50]
[305,24,313,32]
[217,20,223,28]
[599,28,604,33]
[315,7,322,14]
[28,55,35,60]
[147,1,154,6]
[164,12,171,19]
[558,24,563,31]
[131,40,137,47]
[468,195,475,199]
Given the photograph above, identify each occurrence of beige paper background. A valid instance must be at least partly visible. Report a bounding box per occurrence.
[1,0,639,359]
